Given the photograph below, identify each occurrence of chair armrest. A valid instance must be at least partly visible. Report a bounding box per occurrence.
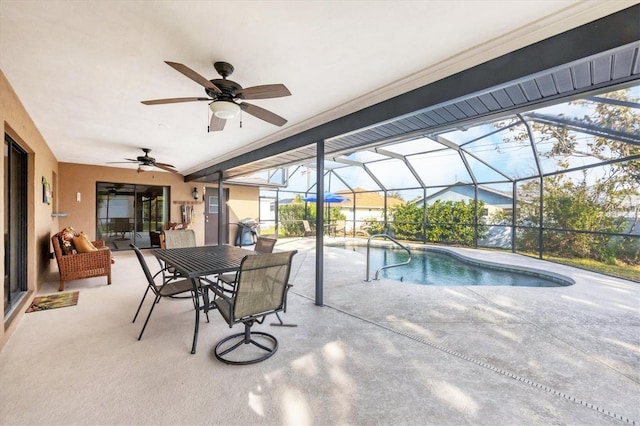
[209,283,232,301]
[198,276,217,287]
[217,272,238,284]
[210,284,235,324]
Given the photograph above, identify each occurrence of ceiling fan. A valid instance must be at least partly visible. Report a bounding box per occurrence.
[107,148,178,173]
[141,61,291,132]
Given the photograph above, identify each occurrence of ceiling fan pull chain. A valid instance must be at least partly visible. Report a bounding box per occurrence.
[240,110,243,128]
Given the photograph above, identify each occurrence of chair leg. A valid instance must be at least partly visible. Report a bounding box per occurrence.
[138,295,160,340]
[271,285,296,327]
[58,280,65,292]
[214,323,279,365]
[270,312,297,327]
[132,286,151,323]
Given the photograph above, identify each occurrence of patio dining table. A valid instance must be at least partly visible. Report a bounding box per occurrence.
[152,244,256,354]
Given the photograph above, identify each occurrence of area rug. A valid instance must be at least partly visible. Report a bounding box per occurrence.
[25,291,79,313]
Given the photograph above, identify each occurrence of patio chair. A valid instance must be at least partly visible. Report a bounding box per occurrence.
[210,250,297,365]
[112,217,134,240]
[162,229,196,248]
[130,244,210,342]
[333,220,346,237]
[157,229,196,285]
[302,220,316,237]
[216,236,277,294]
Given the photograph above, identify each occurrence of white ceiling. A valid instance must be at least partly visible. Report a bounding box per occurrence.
[0,0,635,176]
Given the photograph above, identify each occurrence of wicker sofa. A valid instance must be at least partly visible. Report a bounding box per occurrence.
[51,233,112,291]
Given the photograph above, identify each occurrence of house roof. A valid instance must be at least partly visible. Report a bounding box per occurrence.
[336,189,404,209]
[412,182,513,205]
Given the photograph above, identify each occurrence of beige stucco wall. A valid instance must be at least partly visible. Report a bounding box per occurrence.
[1,70,59,349]
[226,184,261,244]
[58,163,207,242]
[57,163,259,246]
[0,71,260,352]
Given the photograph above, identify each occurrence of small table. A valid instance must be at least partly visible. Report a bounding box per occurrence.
[152,245,256,354]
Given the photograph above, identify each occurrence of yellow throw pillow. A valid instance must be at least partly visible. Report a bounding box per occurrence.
[73,232,98,253]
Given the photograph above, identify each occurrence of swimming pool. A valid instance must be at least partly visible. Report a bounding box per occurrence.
[335,244,572,287]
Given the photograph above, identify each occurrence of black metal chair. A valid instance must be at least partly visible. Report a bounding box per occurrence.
[216,236,277,294]
[130,244,210,342]
[210,250,297,365]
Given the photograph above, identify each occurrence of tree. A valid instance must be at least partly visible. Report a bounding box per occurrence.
[277,195,346,237]
[424,200,487,245]
[390,202,422,240]
[278,195,315,237]
[503,88,640,265]
[381,199,488,246]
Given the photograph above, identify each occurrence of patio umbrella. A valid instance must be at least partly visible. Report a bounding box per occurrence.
[302,192,349,224]
[302,192,349,203]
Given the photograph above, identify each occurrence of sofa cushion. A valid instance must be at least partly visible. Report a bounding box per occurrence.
[73,232,98,253]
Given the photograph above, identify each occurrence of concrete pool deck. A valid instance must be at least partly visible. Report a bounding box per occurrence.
[0,237,638,425]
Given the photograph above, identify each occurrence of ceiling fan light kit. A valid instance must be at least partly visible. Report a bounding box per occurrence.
[210,100,240,119]
[138,164,154,172]
[142,60,291,132]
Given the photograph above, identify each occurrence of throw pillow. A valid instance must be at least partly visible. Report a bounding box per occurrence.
[73,232,98,253]
[58,226,77,255]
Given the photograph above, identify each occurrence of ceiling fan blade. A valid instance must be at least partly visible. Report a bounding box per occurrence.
[155,162,176,169]
[141,97,210,105]
[240,102,287,127]
[236,84,291,100]
[106,161,136,164]
[209,114,226,132]
[165,61,221,94]
[154,163,180,173]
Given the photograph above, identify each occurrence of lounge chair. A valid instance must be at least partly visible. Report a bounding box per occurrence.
[302,220,316,237]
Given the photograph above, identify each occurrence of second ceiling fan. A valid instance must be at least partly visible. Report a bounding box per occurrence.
[142,61,291,131]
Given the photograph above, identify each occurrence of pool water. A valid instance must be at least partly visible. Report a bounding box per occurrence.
[344,245,569,287]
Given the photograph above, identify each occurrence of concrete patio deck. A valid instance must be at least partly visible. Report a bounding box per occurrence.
[0,237,638,425]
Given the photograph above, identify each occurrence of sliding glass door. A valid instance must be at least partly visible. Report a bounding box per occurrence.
[96,183,169,250]
[4,135,27,317]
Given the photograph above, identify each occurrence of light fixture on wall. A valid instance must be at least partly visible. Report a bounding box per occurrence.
[192,187,199,200]
[210,100,240,119]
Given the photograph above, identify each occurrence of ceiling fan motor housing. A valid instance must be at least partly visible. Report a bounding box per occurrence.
[206,79,242,100]
[136,150,155,164]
